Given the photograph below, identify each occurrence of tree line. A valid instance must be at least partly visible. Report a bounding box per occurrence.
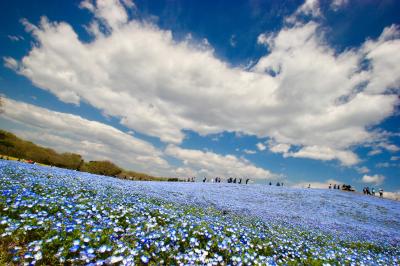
[0,129,178,182]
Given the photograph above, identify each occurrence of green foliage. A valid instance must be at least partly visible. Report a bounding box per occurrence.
[0,130,83,170]
[0,129,172,181]
[80,160,122,176]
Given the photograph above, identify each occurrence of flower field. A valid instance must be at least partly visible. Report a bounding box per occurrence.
[0,160,399,265]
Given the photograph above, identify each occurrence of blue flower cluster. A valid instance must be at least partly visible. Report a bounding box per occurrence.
[0,160,399,265]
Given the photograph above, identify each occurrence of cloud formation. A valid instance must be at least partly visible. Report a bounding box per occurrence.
[256,142,266,151]
[165,145,276,180]
[361,174,385,185]
[8,35,24,42]
[330,0,349,11]
[4,0,400,166]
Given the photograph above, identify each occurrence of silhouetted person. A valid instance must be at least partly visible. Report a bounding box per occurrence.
[308,184,311,188]
[238,178,242,184]
[329,184,332,189]
[269,182,272,186]
[203,177,206,183]
[372,188,375,196]
[233,178,237,184]
[276,182,281,186]
[333,184,336,189]
[379,189,383,198]
[246,178,250,184]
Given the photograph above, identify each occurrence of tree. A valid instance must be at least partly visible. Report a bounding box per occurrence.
[80,160,122,176]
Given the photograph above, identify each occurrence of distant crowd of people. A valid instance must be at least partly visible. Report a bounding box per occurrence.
[363,186,384,197]
[227,177,250,184]
[184,177,288,186]
[324,183,384,198]
[269,181,283,186]
[185,177,251,184]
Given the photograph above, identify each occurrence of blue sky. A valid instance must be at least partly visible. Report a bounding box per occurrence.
[0,0,399,193]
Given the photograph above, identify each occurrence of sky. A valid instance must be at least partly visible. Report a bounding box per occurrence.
[0,0,399,193]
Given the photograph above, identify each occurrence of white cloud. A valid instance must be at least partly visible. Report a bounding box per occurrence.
[361,174,385,185]
[383,191,400,201]
[256,142,266,151]
[287,146,359,166]
[3,57,19,71]
[229,34,237,47]
[391,156,399,161]
[356,166,370,174]
[7,35,24,42]
[378,142,400,152]
[243,149,257,154]
[5,0,400,166]
[257,33,274,48]
[0,98,171,176]
[286,0,321,24]
[165,145,276,179]
[79,0,132,31]
[376,162,390,168]
[267,141,359,166]
[330,0,349,11]
[368,149,382,156]
[267,141,290,154]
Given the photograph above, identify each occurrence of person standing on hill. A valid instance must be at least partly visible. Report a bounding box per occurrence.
[246,178,250,184]
[233,178,237,184]
[203,177,207,183]
[238,178,242,184]
[379,188,383,198]
[329,184,332,189]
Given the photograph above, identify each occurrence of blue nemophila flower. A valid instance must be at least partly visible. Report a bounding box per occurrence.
[108,255,123,264]
[86,247,95,254]
[141,255,150,263]
[69,245,80,252]
[34,251,43,261]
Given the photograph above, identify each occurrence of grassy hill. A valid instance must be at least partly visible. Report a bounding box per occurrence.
[0,129,178,182]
